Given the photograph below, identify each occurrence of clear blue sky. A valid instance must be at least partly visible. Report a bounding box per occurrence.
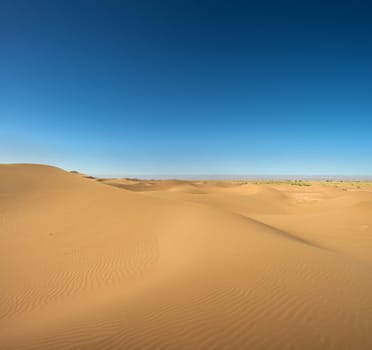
[1,0,371,177]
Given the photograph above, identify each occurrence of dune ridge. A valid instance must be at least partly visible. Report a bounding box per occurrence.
[1,164,372,349]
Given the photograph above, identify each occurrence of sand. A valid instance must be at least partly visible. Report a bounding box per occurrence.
[1,164,372,350]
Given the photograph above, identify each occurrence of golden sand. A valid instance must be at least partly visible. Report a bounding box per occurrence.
[1,164,372,349]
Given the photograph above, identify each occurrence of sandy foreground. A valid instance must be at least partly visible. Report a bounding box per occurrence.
[1,164,372,350]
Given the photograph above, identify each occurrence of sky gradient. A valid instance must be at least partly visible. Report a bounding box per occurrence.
[1,0,372,177]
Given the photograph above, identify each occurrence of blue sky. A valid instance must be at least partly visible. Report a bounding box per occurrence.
[1,0,372,177]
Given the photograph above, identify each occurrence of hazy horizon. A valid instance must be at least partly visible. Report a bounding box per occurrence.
[5,162,372,181]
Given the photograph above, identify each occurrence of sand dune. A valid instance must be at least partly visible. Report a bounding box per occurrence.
[1,164,372,349]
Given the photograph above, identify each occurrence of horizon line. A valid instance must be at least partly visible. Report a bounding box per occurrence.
[2,163,372,181]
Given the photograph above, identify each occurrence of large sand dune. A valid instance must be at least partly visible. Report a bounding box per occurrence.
[1,164,372,349]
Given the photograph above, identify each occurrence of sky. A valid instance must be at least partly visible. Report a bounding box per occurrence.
[1,0,372,177]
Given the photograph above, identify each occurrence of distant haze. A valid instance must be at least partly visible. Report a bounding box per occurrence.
[91,173,372,182]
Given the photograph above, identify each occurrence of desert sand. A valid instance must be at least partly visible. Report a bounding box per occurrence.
[1,164,372,350]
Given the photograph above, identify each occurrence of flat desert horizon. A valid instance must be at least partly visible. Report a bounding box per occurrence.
[1,163,372,349]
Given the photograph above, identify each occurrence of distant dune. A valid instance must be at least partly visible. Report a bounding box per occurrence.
[1,164,372,349]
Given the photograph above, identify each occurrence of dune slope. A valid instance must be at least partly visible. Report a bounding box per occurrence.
[1,164,372,349]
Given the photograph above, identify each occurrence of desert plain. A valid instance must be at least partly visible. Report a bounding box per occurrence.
[1,163,372,349]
